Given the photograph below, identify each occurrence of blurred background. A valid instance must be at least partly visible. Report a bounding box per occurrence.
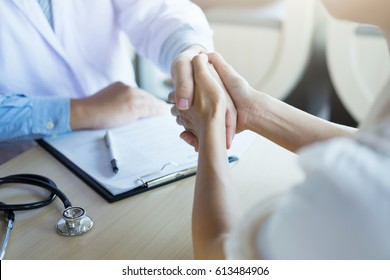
[135,0,390,128]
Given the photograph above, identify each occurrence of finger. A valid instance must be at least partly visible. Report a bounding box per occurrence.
[207,52,241,84]
[167,91,176,104]
[176,116,183,126]
[225,97,237,149]
[180,131,199,151]
[207,52,233,73]
[192,53,211,79]
[171,105,179,117]
[171,59,194,110]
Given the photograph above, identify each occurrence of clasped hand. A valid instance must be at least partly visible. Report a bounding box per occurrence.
[171,52,252,151]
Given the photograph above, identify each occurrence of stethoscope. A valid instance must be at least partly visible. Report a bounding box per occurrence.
[0,174,93,260]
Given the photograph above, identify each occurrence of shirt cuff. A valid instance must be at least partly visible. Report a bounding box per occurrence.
[159,24,214,73]
[32,96,72,138]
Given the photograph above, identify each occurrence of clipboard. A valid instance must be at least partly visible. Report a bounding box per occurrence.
[37,114,253,203]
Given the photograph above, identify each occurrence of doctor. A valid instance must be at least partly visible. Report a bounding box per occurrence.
[0,0,219,163]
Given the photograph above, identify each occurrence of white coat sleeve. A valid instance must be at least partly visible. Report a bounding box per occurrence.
[112,0,214,72]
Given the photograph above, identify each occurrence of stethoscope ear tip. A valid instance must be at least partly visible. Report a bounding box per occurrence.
[56,206,93,237]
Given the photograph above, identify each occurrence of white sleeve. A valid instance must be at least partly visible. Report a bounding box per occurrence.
[226,138,390,259]
[113,0,213,72]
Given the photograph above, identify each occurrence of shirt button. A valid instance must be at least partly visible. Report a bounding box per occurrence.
[46,121,55,130]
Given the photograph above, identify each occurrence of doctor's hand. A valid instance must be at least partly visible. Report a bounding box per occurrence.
[170,46,237,149]
[70,82,168,130]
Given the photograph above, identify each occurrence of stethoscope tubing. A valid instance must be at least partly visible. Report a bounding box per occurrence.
[0,174,72,211]
[0,174,72,260]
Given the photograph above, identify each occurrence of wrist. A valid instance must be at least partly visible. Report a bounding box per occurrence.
[244,89,269,132]
[198,117,226,147]
[198,100,226,127]
[70,99,89,130]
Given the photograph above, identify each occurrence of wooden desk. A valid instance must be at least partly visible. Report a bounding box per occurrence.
[0,135,303,259]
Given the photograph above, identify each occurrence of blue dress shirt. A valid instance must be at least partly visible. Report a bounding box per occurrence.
[0,94,70,142]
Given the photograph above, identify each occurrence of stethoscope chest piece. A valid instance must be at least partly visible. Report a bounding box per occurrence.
[56,207,93,236]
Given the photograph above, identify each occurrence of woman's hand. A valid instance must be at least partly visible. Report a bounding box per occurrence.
[70,82,168,130]
[207,52,257,133]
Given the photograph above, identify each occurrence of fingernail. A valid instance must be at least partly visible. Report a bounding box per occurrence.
[177,98,190,110]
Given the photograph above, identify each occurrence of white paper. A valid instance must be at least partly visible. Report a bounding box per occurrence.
[44,113,255,195]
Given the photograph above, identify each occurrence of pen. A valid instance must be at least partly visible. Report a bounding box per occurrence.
[104,131,119,174]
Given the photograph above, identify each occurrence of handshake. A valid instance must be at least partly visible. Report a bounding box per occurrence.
[170,52,255,153]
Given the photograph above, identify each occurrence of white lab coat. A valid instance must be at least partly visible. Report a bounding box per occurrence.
[0,0,211,98]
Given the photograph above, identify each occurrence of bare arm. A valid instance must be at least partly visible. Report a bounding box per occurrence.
[193,118,241,259]
[207,52,357,153]
[245,89,356,152]
[177,54,241,259]
[172,52,357,258]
